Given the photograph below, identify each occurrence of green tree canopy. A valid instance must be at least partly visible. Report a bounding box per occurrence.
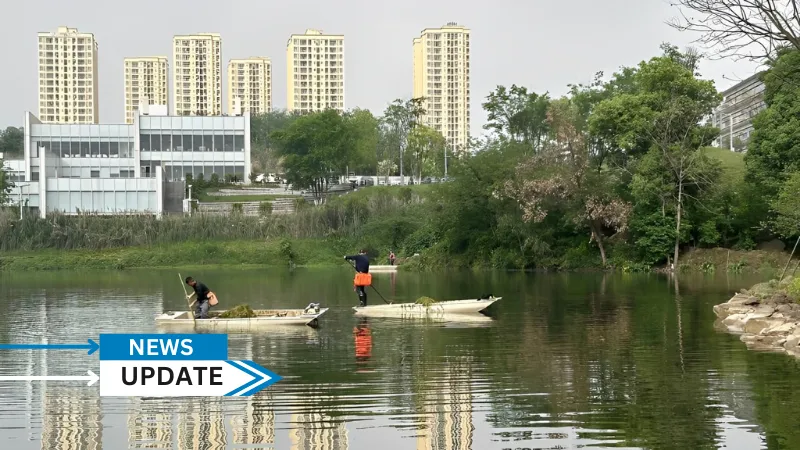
[270,110,358,202]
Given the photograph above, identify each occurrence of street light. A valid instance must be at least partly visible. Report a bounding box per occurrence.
[17,183,29,220]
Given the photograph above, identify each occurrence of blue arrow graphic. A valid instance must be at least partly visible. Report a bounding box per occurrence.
[0,339,99,355]
[223,360,281,396]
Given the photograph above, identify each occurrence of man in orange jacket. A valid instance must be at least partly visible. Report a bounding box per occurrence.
[345,249,371,307]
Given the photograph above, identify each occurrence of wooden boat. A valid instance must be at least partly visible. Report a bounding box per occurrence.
[365,313,496,327]
[155,306,328,331]
[352,296,501,318]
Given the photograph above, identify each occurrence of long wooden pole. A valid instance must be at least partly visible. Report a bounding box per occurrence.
[780,236,800,281]
[179,273,196,326]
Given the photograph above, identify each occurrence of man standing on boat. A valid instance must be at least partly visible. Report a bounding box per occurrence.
[345,250,371,307]
[185,277,211,319]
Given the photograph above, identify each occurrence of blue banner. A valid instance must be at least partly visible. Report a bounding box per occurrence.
[99,334,228,361]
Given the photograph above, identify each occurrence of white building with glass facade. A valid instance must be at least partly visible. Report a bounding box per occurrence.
[9,109,251,218]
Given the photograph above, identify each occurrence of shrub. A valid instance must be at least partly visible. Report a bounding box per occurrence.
[259,202,272,216]
[787,277,800,301]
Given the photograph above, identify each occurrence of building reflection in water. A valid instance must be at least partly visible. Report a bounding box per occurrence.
[176,399,227,450]
[416,359,474,450]
[289,409,349,450]
[40,386,102,450]
[127,398,173,449]
[230,394,275,446]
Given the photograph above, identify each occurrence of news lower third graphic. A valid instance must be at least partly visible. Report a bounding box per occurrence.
[0,333,281,396]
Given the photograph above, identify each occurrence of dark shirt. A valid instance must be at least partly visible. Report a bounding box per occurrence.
[193,282,210,301]
[345,254,370,273]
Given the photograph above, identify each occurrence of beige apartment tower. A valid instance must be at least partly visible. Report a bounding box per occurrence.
[37,26,99,124]
[286,29,345,114]
[173,33,222,116]
[413,22,471,153]
[227,57,272,115]
[124,57,169,124]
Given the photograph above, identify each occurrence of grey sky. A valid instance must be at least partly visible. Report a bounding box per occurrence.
[0,0,761,138]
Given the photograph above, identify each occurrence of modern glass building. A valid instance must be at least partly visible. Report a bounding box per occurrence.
[11,109,251,217]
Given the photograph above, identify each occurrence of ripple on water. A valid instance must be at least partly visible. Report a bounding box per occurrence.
[0,271,795,449]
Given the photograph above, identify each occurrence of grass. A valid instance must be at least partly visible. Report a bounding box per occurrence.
[0,238,349,271]
[678,247,786,274]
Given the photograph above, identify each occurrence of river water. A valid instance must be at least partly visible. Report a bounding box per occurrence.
[0,268,799,449]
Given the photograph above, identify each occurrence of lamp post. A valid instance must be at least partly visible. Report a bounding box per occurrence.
[17,183,29,220]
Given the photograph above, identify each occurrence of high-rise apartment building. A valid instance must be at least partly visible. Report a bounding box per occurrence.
[172,33,222,116]
[123,57,169,124]
[37,26,99,124]
[227,57,272,115]
[286,29,345,114]
[413,22,471,153]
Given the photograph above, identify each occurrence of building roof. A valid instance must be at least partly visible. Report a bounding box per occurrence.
[720,71,766,96]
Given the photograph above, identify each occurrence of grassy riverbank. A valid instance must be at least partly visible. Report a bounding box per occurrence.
[0,238,788,273]
[0,239,349,271]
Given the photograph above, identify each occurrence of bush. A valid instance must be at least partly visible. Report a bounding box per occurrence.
[259,202,272,216]
[787,277,800,301]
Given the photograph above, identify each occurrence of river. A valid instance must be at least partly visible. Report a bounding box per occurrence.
[0,268,799,449]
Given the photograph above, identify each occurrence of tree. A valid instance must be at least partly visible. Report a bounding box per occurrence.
[745,49,800,197]
[503,98,632,266]
[345,109,380,175]
[0,157,13,206]
[772,171,800,238]
[270,110,357,203]
[668,0,800,61]
[406,125,447,180]
[591,52,721,266]
[382,98,426,182]
[0,127,24,157]
[250,110,300,174]
[377,159,397,185]
[482,85,550,152]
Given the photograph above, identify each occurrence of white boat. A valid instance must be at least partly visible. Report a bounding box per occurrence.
[369,265,398,272]
[365,313,496,327]
[155,306,328,331]
[352,296,501,318]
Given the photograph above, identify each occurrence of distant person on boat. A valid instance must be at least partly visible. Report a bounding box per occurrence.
[344,249,371,307]
[185,277,212,319]
[389,251,396,266]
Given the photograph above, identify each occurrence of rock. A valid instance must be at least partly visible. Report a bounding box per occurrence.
[714,280,800,361]
[743,318,784,335]
[722,314,748,332]
[751,304,777,317]
[762,322,797,336]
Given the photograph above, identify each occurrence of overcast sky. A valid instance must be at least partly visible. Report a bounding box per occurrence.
[0,0,762,138]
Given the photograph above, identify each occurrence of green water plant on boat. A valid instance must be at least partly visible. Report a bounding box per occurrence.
[415,296,439,307]
[217,304,257,318]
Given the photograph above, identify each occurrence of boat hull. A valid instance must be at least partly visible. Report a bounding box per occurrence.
[369,265,398,273]
[352,297,500,318]
[155,308,328,331]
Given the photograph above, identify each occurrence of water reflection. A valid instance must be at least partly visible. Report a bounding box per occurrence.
[41,386,102,450]
[289,408,349,449]
[1,270,799,449]
[415,359,474,450]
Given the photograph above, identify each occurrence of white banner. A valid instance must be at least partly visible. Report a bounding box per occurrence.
[99,360,276,397]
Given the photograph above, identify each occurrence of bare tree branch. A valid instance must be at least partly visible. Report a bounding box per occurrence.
[667,0,800,62]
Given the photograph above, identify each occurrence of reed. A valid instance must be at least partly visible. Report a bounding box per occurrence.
[0,186,429,252]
